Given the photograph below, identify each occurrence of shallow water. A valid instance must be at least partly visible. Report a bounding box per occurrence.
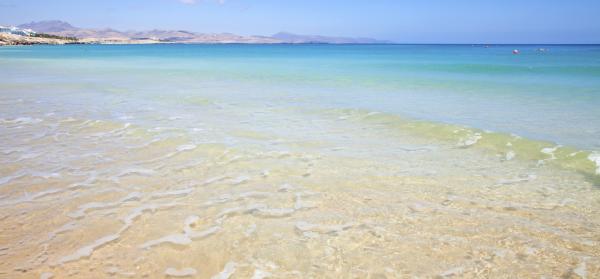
[0,44,599,278]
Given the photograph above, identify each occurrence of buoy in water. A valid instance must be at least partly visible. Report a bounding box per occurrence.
[512,49,520,55]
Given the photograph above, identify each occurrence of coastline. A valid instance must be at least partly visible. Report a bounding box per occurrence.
[0,36,391,46]
[0,33,80,46]
[1,22,393,46]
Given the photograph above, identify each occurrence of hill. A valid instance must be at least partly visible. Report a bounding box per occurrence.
[15,20,392,44]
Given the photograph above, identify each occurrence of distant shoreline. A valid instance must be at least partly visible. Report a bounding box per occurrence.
[2,39,599,47]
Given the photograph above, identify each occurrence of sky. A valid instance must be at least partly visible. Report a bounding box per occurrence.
[1,0,599,43]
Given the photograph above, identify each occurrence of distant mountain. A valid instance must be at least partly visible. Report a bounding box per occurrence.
[16,21,392,44]
[272,32,392,44]
[18,20,77,33]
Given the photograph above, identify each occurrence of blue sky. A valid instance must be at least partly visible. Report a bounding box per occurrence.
[1,0,599,43]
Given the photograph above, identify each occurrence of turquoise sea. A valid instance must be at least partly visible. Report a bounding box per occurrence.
[1,44,600,277]
[2,44,600,176]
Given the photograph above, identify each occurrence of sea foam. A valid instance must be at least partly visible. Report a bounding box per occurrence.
[211,262,237,279]
[589,152,600,175]
[165,267,197,277]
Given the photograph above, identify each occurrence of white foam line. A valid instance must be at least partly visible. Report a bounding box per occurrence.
[12,152,44,162]
[217,203,300,220]
[161,144,198,160]
[71,119,93,128]
[68,172,98,189]
[295,221,356,235]
[495,174,537,186]
[57,234,121,264]
[68,192,142,219]
[216,204,266,222]
[120,203,178,233]
[140,215,220,249]
[25,131,51,142]
[251,269,271,279]
[294,193,316,210]
[55,202,177,266]
[165,267,197,277]
[574,257,589,279]
[0,117,43,125]
[30,171,61,179]
[541,145,562,160]
[588,152,600,175]
[505,150,516,161]
[0,147,29,156]
[253,208,295,218]
[140,234,192,249]
[125,137,162,149]
[0,188,64,207]
[440,267,464,277]
[188,226,221,239]
[0,171,26,186]
[203,194,233,206]
[202,176,229,186]
[278,183,295,192]
[106,266,136,277]
[211,262,237,279]
[110,168,156,183]
[150,188,194,199]
[176,144,197,152]
[458,133,482,148]
[46,222,78,242]
[230,176,250,185]
[237,192,272,200]
[116,168,156,178]
[167,159,206,173]
[398,145,435,152]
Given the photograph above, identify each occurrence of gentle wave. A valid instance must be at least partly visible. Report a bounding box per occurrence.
[329,108,600,184]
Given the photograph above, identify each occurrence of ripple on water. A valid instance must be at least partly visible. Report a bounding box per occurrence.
[230,176,250,185]
[251,269,272,279]
[0,117,43,125]
[211,262,237,279]
[176,144,197,152]
[589,152,600,175]
[57,234,121,265]
[68,192,142,219]
[149,188,194,200]
[140,234,192,249]
[139,215,221,250]
[0,187,64,207]
[295,221,356,236]
[165,267,197,277]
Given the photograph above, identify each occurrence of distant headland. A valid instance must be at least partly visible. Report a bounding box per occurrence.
[1,20,393,46]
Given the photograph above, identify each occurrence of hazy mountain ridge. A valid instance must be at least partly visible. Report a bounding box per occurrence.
[18,20,77,33]
[272,32,392,44]
[16,20,392,44]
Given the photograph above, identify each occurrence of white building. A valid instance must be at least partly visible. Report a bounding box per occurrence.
[0,26,37,36]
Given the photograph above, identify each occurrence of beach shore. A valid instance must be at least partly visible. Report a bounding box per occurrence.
[1,44,599,278]
[0,33,77,45]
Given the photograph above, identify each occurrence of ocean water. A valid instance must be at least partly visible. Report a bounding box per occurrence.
[1,44,600,278]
